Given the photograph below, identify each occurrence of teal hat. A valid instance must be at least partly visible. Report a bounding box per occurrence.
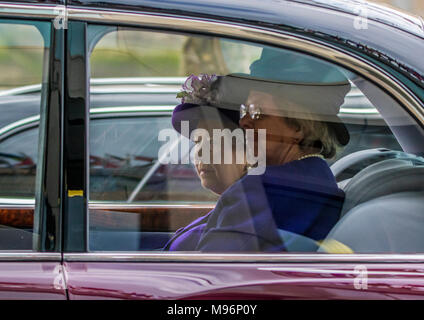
[249,47,350,84]
[214,47,351,145]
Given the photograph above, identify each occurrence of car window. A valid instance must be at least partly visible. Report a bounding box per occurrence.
[0,20,50,250]
[90,114,216,202]
[88,25,424,253]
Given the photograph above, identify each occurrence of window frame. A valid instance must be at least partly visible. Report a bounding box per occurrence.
[0,4,64,258]
[69,6,424,262]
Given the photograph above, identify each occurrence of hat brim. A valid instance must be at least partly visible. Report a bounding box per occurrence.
[216,74,351,146]
[172,103,240,138]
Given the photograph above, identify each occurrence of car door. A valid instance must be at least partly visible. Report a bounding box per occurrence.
[62,5,424,300]
[0,3,66,299]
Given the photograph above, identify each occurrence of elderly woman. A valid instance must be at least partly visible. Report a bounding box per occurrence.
[164,48,350,252]
[163,83,248,251]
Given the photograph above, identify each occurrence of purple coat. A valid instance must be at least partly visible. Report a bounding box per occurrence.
[163,157,345,252]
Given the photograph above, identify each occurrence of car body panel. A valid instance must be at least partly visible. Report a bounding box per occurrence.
[64,261,424,300]
[0,261,66,299]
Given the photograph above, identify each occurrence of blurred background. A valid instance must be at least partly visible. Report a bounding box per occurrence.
[374,0,424,17]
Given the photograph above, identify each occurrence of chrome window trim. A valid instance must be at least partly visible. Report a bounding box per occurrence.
[90,106,174,114]
[0,3,60,19]
[91,88,179,94]
[0,200,217,209]
[0,78,184,96]
[91,77,186,85]
[0,198,35,206]
[0,115,39,138]
[68,6,424,126]
[89,202,215,209]
[0,84,41,96]
[0,252,61,261]
[64,252,424,263]
[0,106,173,139]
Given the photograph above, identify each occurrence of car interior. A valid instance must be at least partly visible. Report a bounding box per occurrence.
[318,76,424,253]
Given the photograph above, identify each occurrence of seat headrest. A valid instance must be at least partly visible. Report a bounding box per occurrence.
[341,156,424,217]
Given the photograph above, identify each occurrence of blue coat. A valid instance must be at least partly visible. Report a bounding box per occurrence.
[163,157,345,252]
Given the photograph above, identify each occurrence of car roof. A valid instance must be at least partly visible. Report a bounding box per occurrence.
[14,0,65,4]
[292,0,424,38]
[68,0,424,38]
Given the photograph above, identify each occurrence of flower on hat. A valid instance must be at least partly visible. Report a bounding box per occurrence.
[176,74,218,105]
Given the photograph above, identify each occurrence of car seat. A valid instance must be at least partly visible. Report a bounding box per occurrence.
[319,154,424,253]
[0,225,33,250]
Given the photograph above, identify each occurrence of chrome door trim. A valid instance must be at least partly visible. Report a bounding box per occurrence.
[0,198,35,206]
[89,202,215,209]
[67,7,424,126]
[0,3,61,19]
[64,252,424,263]
[91,77,186,85]
[0,115,39,139]
[0,252,61,262]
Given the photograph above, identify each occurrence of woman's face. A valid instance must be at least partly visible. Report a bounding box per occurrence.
[193,119,246,195]
[239,90,304,166]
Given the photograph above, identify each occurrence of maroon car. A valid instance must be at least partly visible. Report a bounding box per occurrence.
[0,0,424,300]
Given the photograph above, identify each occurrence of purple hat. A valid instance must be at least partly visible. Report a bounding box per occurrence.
[172,76,240,138]
[172,103,240,138]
